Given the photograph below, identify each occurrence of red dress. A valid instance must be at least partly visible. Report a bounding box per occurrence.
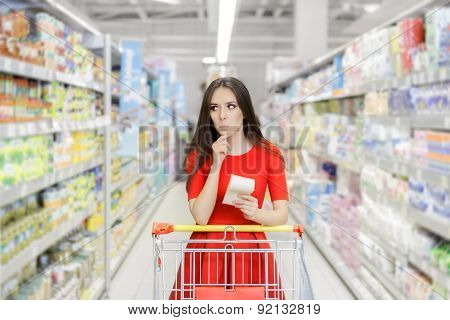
[169,143,289,300]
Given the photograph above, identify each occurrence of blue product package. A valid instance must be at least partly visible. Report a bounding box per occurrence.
[426,183,447,205]
[304,179,324,196]
[333,55,344,90]
[409,178,425,193]
[322,163,336,178]
[432,203,450,219]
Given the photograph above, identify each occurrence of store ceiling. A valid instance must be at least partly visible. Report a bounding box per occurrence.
[59,0,406,63]
[21,0,433,64]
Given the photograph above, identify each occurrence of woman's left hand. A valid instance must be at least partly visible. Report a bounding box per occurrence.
[233,194,259,221]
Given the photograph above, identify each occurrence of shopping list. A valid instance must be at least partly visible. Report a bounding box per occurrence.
[222,174,256,206]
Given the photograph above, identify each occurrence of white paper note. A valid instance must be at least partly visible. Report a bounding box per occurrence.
[222,174,255,206]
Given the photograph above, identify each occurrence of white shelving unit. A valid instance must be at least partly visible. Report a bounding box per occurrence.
[288,206,372,300]
[284,67,450,107]
[0,11,168,299]
[363,115,450,130]
[81,278,106,300]
[0,57,104,93]
[306,149,449,190]
[0,116,110,139]
[409,207,450,240]
[408,252,450,292]
[359,254,403,299]
[1,202,98,282]
[271,3,450,300]
[0,156,104,207]
[305,148,450,240]
[110,183,169,278]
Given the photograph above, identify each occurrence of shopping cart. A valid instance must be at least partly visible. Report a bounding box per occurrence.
[152,223,314,300]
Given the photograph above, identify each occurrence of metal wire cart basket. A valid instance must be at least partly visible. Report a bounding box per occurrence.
[152,223,314,300]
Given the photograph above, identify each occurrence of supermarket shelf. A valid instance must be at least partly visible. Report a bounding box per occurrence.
[0,116,110,139]
[110,179,149,227]
[289,207,369,300]
[362,67,450,93]
[81,277,105,300]
[289,67,450,104]
[408,252,450,292]
[407,163,449,190]
[363,115,450,130]
[360,254,405,299]
[363,186,408,216]
[272,43,350,90]
[411,115,450,130]
[409,207,450,240]
[364,230,408,266]
[363,153,449,189]
[111,161,140,192]
[0,202,97,286]
[0,56,104,93]
[306,148,449,190]
[111,184,167,277]
[0,156,103,207]
[282,66,450,103]
[111,172,142,193]
[305,148,361,173]
[298,89,366,104]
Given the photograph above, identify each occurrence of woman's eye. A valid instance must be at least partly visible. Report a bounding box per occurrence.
[210,105,218,111]
[227,104,236,109]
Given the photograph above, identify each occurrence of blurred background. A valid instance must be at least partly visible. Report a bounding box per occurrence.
[0,0,449,300]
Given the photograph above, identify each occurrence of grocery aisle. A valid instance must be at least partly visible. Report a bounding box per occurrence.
[108,183,354,300]
[1,0,449,303]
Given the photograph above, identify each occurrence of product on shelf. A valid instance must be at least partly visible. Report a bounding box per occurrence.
[53,130,103,168]
[360,165,409,204]
[0,167,102,266]
[282,9,449,101]
[0,129,103,191]
[411,228,450,278]
[358,265,394,300]
[0,74,104,123]
[0,10,104,83]
[110,178,149,258]
[266,5,450,301]
[409,177,450,220]
[409,83,450,115]
[330,196,361,270]
[0,74,52,122]
[425,8,450,67]
[42,82,101,121]
[411,130,450,173]
[2,228,105,300]
[111,71,120,96]
[301,177,335,233]
[0,135,52,189]
[0,11,30,38]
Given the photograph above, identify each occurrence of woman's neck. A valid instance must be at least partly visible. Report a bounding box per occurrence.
[227,127,252,155]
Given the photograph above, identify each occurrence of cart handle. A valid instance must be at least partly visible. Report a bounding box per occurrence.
[152,222,303,237]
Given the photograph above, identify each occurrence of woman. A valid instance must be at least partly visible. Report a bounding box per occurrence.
[170,77,289,300]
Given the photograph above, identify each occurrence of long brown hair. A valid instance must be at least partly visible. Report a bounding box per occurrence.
[184,77,284,190]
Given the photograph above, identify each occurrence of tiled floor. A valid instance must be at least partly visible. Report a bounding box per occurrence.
[107,182,355,300]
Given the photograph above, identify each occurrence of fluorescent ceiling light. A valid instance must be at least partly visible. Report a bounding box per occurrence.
[216,0,237,64]
[202,56,217,64]
[46,0,101,35]
[153,0,181,4]
[364,4,380,13]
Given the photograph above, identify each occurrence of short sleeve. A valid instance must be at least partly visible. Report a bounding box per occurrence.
[267,147,289,201]
[186,150,210,201]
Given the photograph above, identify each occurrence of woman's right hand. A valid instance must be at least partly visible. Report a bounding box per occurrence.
[212,134,229,168]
